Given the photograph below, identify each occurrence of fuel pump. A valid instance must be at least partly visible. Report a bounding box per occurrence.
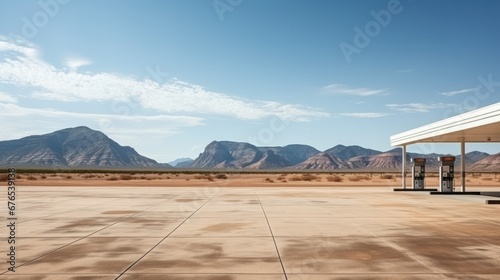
[438,156,455,192]
[411,158,426,190]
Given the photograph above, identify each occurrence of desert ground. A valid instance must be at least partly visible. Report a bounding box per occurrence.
[2,172,500,279]
[4,171,500,188]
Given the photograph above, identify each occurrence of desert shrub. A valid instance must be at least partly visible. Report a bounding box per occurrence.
[40,175,47,179]
[265,178,274,183]
[381,174,393,180]
[326,175,343,182]
[27,175,37,181]
[482,177,493,181]
[194,174,215,181]
[120,174,133,180]
[65,175,72,179]
[289,174,320,181]
[289,176,302,181]
[107,176,119,181]
[302,174,319,181]
[0,174,8,181]
[140,176,147,180]
[17,175,23,179]
[49,174,58,177]
[348,175,369,182]
[215,173,228,179]
[186,178,190,181]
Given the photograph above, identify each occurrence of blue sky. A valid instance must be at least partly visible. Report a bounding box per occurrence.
[0,0,499,163]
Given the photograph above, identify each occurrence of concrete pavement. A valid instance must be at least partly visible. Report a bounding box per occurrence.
[1,186,500,279]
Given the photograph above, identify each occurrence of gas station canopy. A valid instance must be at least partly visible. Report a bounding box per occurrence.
[390,102,500,192]
[390,102,500,146]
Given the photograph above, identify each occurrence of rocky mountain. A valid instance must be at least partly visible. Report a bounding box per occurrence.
[456,151,491,164]
[2,128,495,170]
[259,144,320,165]
[292,152,349,170]
[187,141,319,168]
[168,158,193,167]
[469,153,500,171]
[188,141,234,168]
[325,144,380,160]
[187,140,496,170]
[220,141,263,167]
[0,126,167,168]
[247,150,291,169]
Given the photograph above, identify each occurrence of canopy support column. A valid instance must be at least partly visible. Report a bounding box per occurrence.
[461,139,466,192]
[402,145,406,189]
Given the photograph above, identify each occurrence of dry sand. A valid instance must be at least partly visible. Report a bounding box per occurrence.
[8,171,500,188]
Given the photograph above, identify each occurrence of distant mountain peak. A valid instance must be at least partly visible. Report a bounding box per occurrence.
[0,127,167,168]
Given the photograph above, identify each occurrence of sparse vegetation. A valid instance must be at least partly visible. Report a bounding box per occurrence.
[107,176,119,181]
[265,177,274,183]
[348,175,370,182]
[0,174,8,181]
[119,174,133,180]
[215,173,228,179]
[27,175,38,181]
[194,174,215,181]
[290,174,320,182]
[381,174,393,180]
[326,175,343,182]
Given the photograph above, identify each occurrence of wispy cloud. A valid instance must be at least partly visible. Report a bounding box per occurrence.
[0,103,204,126]
[0,36,328,122]
[0,91,16,103]
[64,57,92,71]
[338,112,390,118]
[439,88,478,97]
[0,103,204,143]
[321,83,388,96]
[386,103,454,113]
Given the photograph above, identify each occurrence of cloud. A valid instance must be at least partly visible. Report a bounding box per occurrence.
[0,91,16,103]
[321,83,388,96]
[439,88,478,97]
[386,103,454,113]
[0,103,203,125]
[64,57,92,71]
[0,103,205,145]
[338,112,390,118]
[0,37,328,122]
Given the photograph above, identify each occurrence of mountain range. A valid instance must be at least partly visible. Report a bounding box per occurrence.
[0,127,498,171]
[0,126,168,168]
[188,140,498,171]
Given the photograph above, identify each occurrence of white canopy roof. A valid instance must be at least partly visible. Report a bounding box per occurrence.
[390,102,500,146]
